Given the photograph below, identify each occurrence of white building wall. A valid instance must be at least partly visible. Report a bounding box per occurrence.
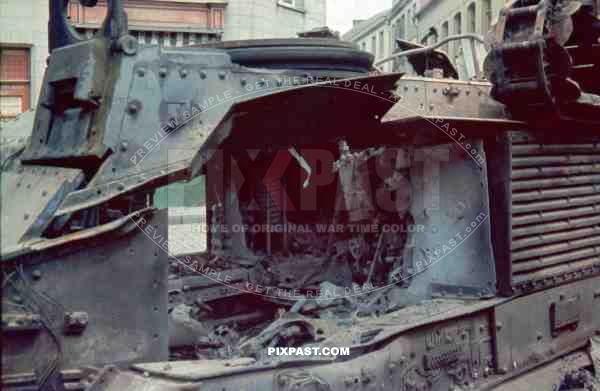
[223,0,326,40]
[0,0,49,109]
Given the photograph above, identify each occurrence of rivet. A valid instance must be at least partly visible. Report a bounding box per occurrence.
[120,141,128,152]
[200,71,207,79]
[218,71,226,80]
[496,323,503,331]
[240,78,247,86]
[32,270,42,280]
[159,67,167,77]
[24,213,30,220]
[127,101,141,114]
[136,68,145,77]
[42,190,48,197]
[179,68,188,78]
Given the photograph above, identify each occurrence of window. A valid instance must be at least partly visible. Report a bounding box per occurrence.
[441,21,449,53]
[379,31,384,58]
[467,3,476,33]
[453,12,462,57]
[398,15,406,39]
[362,42,367,51]
[453,12,462,34]
[371,36,376,54]
[0,47,30,120]
[482,0,492,33]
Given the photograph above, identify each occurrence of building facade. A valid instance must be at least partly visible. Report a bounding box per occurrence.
[0,0,326,121]
[67,0,227,45]
[342,10,392,72]
[224,0,327,40]
[67,0,327,45]
[343,0,506,72]
[410,0,505,60]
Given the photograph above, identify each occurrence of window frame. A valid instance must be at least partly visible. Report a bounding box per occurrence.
[467,2,476,33]
[481,0,493,34]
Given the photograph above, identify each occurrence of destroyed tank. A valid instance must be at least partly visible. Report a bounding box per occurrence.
[2,0,600,390]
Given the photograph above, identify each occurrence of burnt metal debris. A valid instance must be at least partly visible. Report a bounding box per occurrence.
[1,0,599,390]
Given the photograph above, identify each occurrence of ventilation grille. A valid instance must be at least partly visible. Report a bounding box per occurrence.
[510,134,600,291]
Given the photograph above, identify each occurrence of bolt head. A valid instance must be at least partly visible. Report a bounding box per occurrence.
[127,101,141,115]
[117,35,138,55]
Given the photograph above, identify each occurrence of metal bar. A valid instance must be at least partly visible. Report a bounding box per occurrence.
[374,34,485,67]
[485,132,514,296]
